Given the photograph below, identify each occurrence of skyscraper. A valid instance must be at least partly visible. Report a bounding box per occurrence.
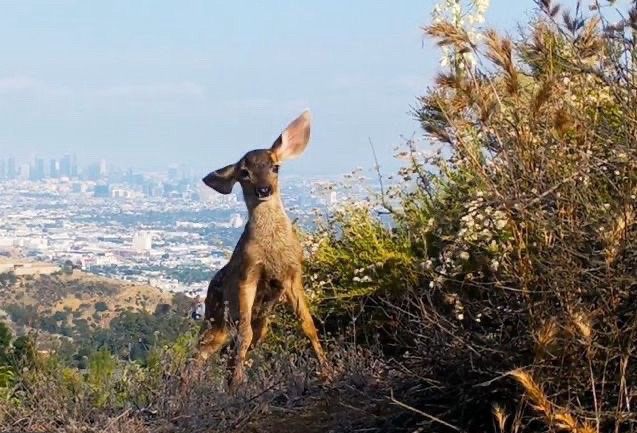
[59,154,72,177]
[132,231,153,252]
[71,154,78,177]
[18,164,30,180]
[87,162,101,181]
[32,158,45,181]
[99,159,107,178]
[49,159,59,178]
[168,165,178,180]
[7,158,16,180]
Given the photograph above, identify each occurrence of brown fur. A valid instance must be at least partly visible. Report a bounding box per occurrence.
[193,111,329,391]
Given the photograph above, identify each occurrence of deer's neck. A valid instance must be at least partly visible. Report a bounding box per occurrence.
[246,194,291,237]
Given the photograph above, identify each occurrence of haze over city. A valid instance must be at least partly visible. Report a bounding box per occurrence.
[0,0,529,175]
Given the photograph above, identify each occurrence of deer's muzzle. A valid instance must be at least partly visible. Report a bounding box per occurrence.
[255,186,273,199]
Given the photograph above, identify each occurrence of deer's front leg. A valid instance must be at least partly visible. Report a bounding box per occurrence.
[285,271,331,377]
[229,269,259,392]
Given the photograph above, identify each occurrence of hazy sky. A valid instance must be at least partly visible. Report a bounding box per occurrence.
[0,0,532,175]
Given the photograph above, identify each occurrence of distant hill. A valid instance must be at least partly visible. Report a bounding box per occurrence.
[0,259,175,336]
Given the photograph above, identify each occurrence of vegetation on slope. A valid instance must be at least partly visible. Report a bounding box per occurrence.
[0,268,174,328]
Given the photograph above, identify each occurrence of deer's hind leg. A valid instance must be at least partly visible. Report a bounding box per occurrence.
[250,315,270,348]
[196,322,229,364]
[227,270,259,392]
[249,280,284,349]
[195,286,230,364]
[180,294,229,390]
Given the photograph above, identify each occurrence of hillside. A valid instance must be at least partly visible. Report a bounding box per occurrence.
[0,259,175,335]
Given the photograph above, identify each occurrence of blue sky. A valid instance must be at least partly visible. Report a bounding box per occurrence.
[0,0,533,175]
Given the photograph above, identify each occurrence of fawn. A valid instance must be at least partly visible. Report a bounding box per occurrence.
[194,110,329,391]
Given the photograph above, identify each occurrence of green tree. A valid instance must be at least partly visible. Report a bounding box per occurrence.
[153,303,171,317]
[87,348,117,407]
[0,322,12,365]
[0,272,17,287]
[63,259,74,274]
[11,335,36,368]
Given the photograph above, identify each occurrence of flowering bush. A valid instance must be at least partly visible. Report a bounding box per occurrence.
[302,0,637,431]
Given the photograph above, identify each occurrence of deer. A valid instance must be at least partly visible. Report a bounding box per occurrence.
[191,110,330,391]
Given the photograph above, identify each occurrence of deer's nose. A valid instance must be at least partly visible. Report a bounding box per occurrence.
[255,186,272,199]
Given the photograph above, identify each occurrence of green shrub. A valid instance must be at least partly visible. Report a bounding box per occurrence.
[94,301,108,312]
[0,272,16,288]
[87,349,117,407]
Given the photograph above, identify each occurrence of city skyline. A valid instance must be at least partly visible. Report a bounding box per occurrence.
[0,152,379,184]
[0,153,200,182]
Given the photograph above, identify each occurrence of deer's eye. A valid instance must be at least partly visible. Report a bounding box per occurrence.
[239,169,250,179]
[272,165,280,174]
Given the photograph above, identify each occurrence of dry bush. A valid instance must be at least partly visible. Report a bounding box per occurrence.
[0,336,421,433]
[303,1,637,432]
[391,1,637,431]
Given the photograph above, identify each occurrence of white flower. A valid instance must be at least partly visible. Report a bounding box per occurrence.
[431,0,490,68]
[459,251,470,260]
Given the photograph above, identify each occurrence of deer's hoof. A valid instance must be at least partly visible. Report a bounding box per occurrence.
[319,363,335,383]
[228,368,247,394]
[178,361,198,392]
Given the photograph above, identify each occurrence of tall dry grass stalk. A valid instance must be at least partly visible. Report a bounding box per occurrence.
[510,370,595,433]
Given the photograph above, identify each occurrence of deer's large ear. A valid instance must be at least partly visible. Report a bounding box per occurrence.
[271,110,311,162]
[202,163,237,194]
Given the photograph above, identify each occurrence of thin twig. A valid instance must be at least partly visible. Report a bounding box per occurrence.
[390,389,465,432]
[368,136,395,214]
